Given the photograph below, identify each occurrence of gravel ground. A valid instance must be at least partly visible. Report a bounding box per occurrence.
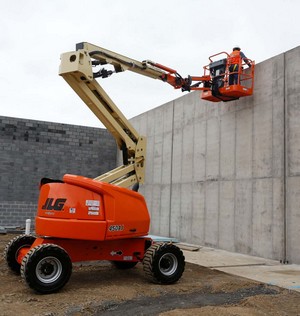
[1,234,299,316]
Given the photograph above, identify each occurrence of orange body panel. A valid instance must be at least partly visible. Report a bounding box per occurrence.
[36,174,150,241]
[36,217,108,241]
[201,84,253,102]
[17,237,152,264]
[219,84,253,97]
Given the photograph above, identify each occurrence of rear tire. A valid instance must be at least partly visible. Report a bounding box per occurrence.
[143,243,185,284]
[3,234,36,273]
[21,243,72,294]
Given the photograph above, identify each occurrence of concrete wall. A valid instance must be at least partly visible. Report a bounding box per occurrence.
[0,116,116,227]
[285,47,300,264]
[130,46,300,264]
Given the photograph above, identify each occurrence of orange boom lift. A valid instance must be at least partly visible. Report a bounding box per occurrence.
[4,43,254,293]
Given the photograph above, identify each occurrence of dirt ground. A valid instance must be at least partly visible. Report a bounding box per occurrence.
[0,234,299,316]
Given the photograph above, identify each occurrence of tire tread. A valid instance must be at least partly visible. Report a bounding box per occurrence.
[143,242,185,284]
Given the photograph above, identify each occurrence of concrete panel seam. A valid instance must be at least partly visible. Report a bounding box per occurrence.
[169,101,175,236]
[283,51,288,263]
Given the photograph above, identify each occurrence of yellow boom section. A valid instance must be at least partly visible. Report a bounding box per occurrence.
[59,46,147,188]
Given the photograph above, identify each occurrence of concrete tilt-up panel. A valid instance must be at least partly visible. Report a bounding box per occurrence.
[130,45,300,264]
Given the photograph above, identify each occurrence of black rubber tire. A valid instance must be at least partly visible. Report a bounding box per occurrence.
[21,243,72,294]
[143,242,185,284]
[112,261,138,269]
[3,234,36,274]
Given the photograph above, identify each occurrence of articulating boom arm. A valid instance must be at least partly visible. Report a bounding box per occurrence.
[75,42,211,92]
[59,42,211,189]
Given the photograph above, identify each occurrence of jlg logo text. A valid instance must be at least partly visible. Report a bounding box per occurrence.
[42,198,67,211]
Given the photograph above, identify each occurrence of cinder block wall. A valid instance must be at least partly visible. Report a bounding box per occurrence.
[130,46,300,264]
[0,116,116,227]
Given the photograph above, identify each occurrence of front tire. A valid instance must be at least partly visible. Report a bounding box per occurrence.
[143,243,185,284]
[3,234,36,273]
[21,243,72,294]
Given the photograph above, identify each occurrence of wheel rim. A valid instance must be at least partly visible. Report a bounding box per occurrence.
[36,256,62,283]
[15,243,32,261]
[158,253,178,276]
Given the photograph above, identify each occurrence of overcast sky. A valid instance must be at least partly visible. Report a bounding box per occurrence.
[1,0,299,127]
